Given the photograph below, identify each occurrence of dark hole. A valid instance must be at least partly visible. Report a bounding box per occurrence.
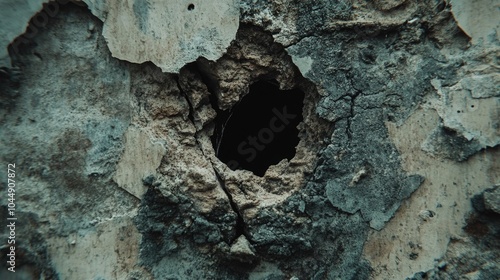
[187,4,195,10]
[212,80,305,176]
[428,210,435,217]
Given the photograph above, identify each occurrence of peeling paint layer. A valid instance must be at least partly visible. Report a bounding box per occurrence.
[1,0,239,73]
[451,0,500,44]
[83,0,240,72]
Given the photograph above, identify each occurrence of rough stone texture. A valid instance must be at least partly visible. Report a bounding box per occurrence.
[0,1,499,280]
[483,185,500,215]
[373,0,407,11]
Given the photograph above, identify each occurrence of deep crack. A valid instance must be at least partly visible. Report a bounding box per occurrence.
[175,75,196,125]
[213,168,248,244]
[346,90,361,142]
[176,73,249,245]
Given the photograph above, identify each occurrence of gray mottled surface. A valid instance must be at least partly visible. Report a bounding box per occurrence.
[0,1,498,280]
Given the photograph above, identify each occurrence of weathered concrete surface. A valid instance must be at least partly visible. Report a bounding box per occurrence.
[400,185,500,280]
[484,186,500,214]
[363,107,499,279]
[0,0,46,67]
[0,1,499,279]
[47,216,149,280]
[113,126,166,199]
[429,75,500,150]
[451,0,500,44]
[1,0,239,73]
[0,5,139,279]
[83,0,239,72]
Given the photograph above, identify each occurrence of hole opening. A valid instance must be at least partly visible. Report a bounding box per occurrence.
[212,80,305,176]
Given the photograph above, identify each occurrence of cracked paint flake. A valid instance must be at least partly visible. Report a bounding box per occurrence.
[1,0,239,73]
[430,78,500,148]
[83,0,240,73]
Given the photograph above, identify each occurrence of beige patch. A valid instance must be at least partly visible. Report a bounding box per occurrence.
[47,217,151,280]
[430,78,500,147]
[114,126,166,198]
[451,0,500,44]
[83,0,239,72]
[363,107,499,279]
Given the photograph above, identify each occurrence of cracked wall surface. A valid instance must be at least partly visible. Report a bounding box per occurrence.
[0,1,499,279]
[0,0,239,72]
